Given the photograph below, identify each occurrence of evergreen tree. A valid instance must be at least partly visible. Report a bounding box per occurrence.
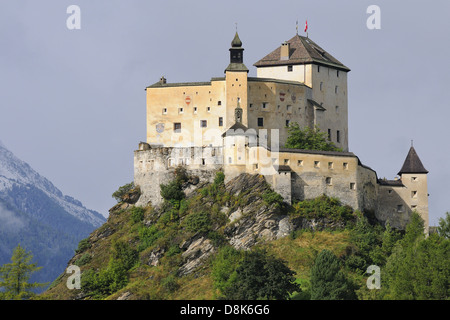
[221,249,300,300]
[0,244,46,300]
[382,212,449,299]
[437,212,450,239]
[310,249,356,300]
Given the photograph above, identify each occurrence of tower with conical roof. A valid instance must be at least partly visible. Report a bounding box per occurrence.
[398,146,429,233]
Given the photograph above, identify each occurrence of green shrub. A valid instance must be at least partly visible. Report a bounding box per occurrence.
[161,275,179,293]
[184,211,211,234]
[75,253,92,266]
[292,195,354,223]
[130,206,145,223]
[138,224,165,251]
[262,190,284,208]
[75,238,91,254]
[112,182,135,202]
[160,180,185,202]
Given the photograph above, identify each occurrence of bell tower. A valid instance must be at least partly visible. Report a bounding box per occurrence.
[225,31,249,129]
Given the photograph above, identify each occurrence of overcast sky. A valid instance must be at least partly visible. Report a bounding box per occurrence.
[1,0,449,226]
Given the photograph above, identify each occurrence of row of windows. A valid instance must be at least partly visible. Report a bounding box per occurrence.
[280,159,349,170]
[317,65,340,78]
[171,118,224,132]
[319,82,340,94]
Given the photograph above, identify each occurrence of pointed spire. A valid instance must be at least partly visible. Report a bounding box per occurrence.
[398,146,428,176]
[231,31,242,48]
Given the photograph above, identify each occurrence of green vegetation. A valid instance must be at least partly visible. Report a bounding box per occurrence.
[112,182,135,202]
[212,246,300,300]
[41,172,450,301]
[310,249,356,300]
[285,123,342,152]
[0,245,47,300]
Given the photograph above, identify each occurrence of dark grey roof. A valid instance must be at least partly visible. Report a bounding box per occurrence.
[378,179,404,187]
[254,34,350,71]
[225,62,249,73]
[221,122,258,138]
[398,147,428,175]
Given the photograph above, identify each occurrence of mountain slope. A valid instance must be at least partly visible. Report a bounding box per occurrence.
[0,141,106,289]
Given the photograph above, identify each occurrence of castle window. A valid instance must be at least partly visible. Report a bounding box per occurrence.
[326,177,332,185]
[284,159,290,165]
[388,189,393,194]
[287,65,293,72]
[317,65,320,73]
[314,161,320,168]
[200,120,207,128]
[328,162,334,169]
[297,160,303,167]
[168,158,174,167]
[173,123,181,133]
[194,107,197,114]
[219,117,223,127]
[336,130,341,143]
[249,103,253,109]
[287,105,292,113]
[411,205,417,209]
[350,182,356,190]
[335,86,339,94]
[262,102,268,110]
[162,108,167,115]
[336,105,339,113]
[201,158,206,166]
[286,119,290,127]
[257,117,264,127]
[411,177,418,182]
[337,70,340,77]
[218,101,222,106]
[228,157,232,164]
[328,129,331,141]
[207,107,211,112]
[178,107,184,114]
[397,205,404,212]
[343,162,348,170]
[320,82,323,91]
[412,191,418,198]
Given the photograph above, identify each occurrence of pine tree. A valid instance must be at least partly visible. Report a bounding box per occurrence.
[0,244,46,300]
[310,249,356,300]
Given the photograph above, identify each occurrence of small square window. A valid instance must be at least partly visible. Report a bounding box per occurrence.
[200,120,207,128]
[350,182,356,190]
[262,102,267,110]
[343,162,348,170]
[249,103,253,109]
[285,119,290,127]
[326,177,332,185]
[194,107,197,114]
[178,107,184,114]
[284,159,290,165]
[397,205,404,212]
[162,108,167,115]
[388,189,393,194]
[218,101,222,106]
[411,205,417,209]
[173,123,181,133]
[314,161,320,168]
[328,162,334,169]
[287,65,293,72]
[257,117,264,127]
[297,160,303,166]
[411,177,418,182]
[412,191,418,198]
[219,117,223,127]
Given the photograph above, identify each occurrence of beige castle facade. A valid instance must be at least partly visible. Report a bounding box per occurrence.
[135,31,429,233]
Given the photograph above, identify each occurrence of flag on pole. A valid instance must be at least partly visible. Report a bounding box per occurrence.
[304,20,308,32]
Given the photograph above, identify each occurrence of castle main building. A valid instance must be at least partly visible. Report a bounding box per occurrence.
[135,31,429,233]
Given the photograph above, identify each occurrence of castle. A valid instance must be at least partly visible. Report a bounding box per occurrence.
[134,31,429,234]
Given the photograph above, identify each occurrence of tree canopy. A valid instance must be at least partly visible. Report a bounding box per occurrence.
[285,123,342,152]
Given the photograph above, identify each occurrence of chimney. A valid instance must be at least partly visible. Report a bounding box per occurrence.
[280,42,290,61]
[160,76,167,84]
